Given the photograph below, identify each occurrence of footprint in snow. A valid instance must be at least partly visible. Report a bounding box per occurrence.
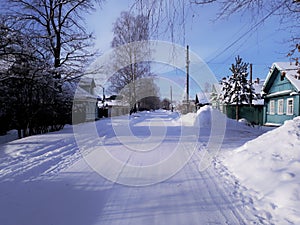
[280,172,295,181]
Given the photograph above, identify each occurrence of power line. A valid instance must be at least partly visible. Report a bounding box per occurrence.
[206,2,285,64]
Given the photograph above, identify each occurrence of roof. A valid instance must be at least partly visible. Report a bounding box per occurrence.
[62,81,97,101]
[212,83,222,94]
[252,99,264,105]
[98,100,130,107]
[196,92,210,104]
[252,79,264,94]
[75,86,97,100]
[262,62,300,92]
[79,78,96,88]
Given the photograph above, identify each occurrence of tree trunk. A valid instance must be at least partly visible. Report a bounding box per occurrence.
[236,104,239,121]
[18,129,22,139]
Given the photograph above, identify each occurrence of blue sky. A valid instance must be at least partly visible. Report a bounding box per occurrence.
[86,0,293,100]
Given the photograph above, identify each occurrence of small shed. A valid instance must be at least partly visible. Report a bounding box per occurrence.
[262,62,300,126]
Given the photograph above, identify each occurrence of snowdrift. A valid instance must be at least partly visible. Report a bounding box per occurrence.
[196,105,258,129]
[181,105,259,133]
[222,117,300,224]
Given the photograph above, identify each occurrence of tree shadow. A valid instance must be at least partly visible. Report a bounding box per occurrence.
[0,172,111,225]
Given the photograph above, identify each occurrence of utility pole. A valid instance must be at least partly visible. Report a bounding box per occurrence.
[186,45,190,113]
[249,63,253,107]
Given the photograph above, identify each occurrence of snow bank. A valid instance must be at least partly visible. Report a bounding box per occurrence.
[0,130,18,145]
[179,106,227,127]
[179,112,197,126]
[193,105,257,131]
[222,117,300,224]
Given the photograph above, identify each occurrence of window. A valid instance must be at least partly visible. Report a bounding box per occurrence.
[287,98,294,115]
[269,100,275,115]
[277,99,284,115]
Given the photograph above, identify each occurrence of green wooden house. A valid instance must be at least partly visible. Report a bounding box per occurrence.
[211,80,264,125]
[262,62,300,126]
[224,77,265,125]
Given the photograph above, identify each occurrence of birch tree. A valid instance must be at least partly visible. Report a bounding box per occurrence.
[109,11,155,111]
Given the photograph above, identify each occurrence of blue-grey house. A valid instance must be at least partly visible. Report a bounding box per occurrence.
[262,62,300,126]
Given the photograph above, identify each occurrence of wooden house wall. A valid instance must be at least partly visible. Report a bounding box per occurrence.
[224,105,264,125]
[263,68,300,125]
[268,69,295,93]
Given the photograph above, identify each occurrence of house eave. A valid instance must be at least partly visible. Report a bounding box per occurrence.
[262,62,300,93]
[265,90,292,98]
[264,122,281,127]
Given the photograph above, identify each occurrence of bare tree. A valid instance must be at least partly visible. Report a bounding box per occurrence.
[109,11,155,111]
[1,0,105,137]
[4,0,104,79]
[0,16,73,138]
[130,0,190,42]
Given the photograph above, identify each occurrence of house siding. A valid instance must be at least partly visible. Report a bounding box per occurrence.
[225,105,263,125]
[295,95,300,116]
[264,96,299,125]
[263,68,300,125]
[268,69,294,93]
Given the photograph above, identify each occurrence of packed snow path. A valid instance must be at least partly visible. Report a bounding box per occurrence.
[0,110,270,225]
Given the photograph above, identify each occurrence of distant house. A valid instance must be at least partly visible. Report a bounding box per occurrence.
[64,78,99,123]
[97,95,130,118]
[78,78,96,95]
[262,62,300,126]
[210,83,222,109]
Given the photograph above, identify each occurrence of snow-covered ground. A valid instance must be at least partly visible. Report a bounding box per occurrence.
[0,129,18,145]
[0,108,299,224]
[220,116,300,225]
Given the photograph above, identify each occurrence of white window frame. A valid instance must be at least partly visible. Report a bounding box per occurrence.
[269,100,275,115]
[287,98,294,115]
[277,99,284,115]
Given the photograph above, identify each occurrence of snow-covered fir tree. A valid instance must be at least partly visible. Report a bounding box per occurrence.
[219,55,256,120]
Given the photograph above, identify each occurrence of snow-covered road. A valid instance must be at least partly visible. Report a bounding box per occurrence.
[0,110,270,225]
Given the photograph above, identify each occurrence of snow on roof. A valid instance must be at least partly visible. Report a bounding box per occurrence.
[98,99,130,107]
[62,81,97,100]
[252,80,264,94]
[252,99,264,105]
[75,86,97,100]
[212,83,222,94]
[196,92,210,104]
[263,62,300,92]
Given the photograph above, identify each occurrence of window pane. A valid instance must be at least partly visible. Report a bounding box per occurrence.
[278,99,284,114]
[287,98,294,115]
[270,100,275,114]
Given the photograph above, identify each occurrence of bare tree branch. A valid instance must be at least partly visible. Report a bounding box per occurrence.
[4,0,104,79]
